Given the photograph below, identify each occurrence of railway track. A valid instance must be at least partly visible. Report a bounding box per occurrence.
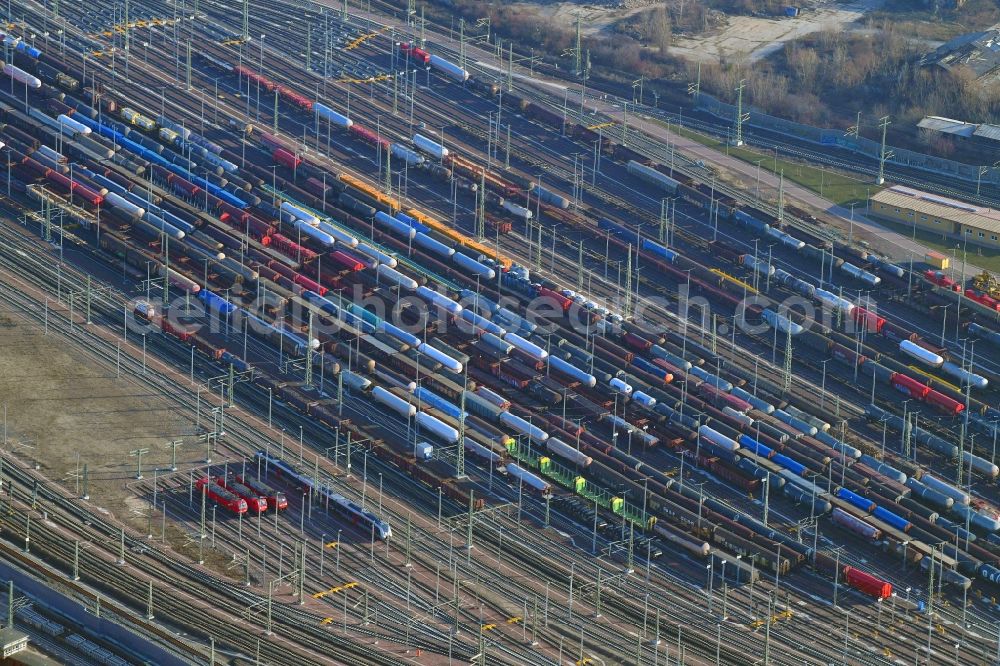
[162,0,1000,394]
[0,191,934,666]
[0,209,744,664]
[0,217,758,664]
[0,218,794,664]
[0,218,640,663]
[27,0,980,512]
[5,2,1000,660]
[0,242,449,664]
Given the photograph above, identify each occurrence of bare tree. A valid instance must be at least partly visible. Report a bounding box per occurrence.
[649,6,672,52]
[786,44,819,84]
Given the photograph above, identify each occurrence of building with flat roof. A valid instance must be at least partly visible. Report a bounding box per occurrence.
[868,185,1000,250]
[0,627,28,658]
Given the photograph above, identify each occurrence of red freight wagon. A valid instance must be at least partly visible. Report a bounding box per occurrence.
[542,413,584,438]
[71,182,104,207]
[44,169,103,206]
[161,317,193,342]
[20,156,48,176]
[593,335,634,363]
[329,250,364,272]
[191,332,225,360]
[697,383,752,413]
[242,215,275,239]
[273,148,302,170]
[852,307,885,334]
[623,332,653,352]
[305,177,331,199]
[399,42,431,64]
[889,373,931,400]
[293,273,327,296]
[349,124,390,150]
[700,456,760,493]
[257,131,290,152]
[843,566,892,599]
[267,259,298,282]
[925,389,964,415]
[537,286,573,312]
[167,173,201,198]
[264,233,318,263]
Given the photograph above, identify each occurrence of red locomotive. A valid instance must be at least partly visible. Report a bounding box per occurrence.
[235,473,289,511]
[195,477,248,515]
[220,477,268,513]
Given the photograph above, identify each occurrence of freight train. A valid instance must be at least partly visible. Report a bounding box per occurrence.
[183,28,1000,590]
[394,42,914,296]
[13,43,1000,604]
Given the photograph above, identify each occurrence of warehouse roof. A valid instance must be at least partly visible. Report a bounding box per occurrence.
[917,116,978,137]
[870,186,1000,234]
[973,123,1000,142]
[923,29,1000,81]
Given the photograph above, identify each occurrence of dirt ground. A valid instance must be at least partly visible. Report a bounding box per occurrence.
[0,303,196,528]
[530,2,660,38]
[491,0,885,62]
[667,0,886,63]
